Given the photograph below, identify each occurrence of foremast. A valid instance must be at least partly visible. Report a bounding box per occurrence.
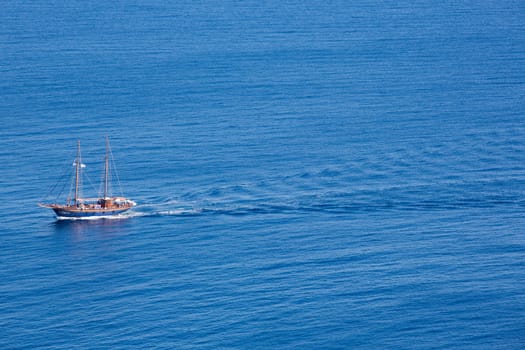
[104,136,109,199]
[73,140,82,206]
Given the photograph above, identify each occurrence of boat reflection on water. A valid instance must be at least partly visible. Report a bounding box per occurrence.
[52,217,133,241]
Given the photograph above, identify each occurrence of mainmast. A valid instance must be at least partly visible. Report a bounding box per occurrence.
[74,140,81,205]
[104,136,109,199]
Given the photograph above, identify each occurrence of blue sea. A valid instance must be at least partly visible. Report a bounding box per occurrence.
[1,1,525,348]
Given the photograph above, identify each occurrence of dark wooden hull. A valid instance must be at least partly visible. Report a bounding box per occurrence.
[47,205,133,219]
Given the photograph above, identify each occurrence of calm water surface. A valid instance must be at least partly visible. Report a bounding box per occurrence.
[1,1,524,348]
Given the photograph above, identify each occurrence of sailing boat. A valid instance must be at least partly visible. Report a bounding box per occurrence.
[40,137,136,219]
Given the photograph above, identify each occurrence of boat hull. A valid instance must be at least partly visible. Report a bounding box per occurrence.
[52,207,131,218]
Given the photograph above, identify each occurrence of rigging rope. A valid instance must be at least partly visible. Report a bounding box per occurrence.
[41,164,70,202]
[84,169,100,197]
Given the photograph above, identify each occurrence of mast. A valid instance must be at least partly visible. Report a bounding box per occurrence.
[104,136,109,199]
[74,140,81,205]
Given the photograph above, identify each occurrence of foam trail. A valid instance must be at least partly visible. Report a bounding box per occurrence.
[127,199,203,217]
[56,213,135,221]
[158,208,202,216]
